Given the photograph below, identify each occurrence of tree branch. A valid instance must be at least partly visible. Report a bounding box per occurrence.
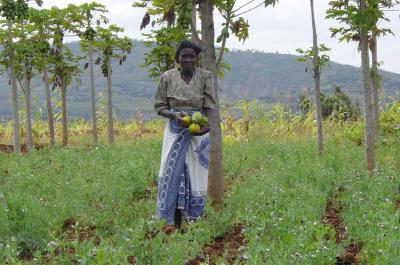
[216,16,231,70]
[216,36,227,70]
[232,0,257,13]
[233,1,265,18]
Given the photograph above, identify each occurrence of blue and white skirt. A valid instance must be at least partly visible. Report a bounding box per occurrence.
[156,113,209,224]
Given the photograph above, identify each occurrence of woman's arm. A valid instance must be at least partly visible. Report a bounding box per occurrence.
[158,108,176,120]
[159,108,187,128]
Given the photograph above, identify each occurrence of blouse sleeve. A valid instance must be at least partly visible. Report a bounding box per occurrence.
[203,71,217,109]
[154,74,168,114]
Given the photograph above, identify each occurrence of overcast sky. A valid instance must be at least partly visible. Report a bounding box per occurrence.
[47,0,400,74]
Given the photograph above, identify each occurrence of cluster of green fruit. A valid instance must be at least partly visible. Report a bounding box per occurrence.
[1,0,29,21]
[1,0,18,21]
[101,61,109,77]
[84,27,96,41]
[16,0,28,18]
[183,112,208,133]
[101,58,112,77]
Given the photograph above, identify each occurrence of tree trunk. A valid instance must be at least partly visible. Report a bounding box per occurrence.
[61,79,68,146]
[88,44,98,144]
[106,58,114,144]
[199,0,224,207]
[7,22,20,153]
[23,62,33,152]
[370,32,379,139]
[360,0,375,172]
[43,66,55,146]
[310,0,323,155]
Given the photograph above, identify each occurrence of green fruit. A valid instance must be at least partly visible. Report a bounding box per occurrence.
[191,112,203,123]
[199,116,208,126]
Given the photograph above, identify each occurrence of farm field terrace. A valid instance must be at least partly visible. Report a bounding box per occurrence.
[0,136,399,264]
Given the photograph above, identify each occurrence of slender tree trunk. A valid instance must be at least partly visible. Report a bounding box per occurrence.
[43,66,55,146]
[7,22,20,153]
[360,0,375,172]
[199,0,224,207]
[61,79,68,146]
[106,58,114,144]
[310,0,323,155]
[88,44,98,144]
[370,32,379,139]
[23,62,33,152]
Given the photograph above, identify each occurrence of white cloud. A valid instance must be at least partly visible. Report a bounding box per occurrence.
[222,0,400,73]
[44,0,400,73]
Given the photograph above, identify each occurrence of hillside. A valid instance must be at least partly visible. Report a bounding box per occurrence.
[0,40,399,120]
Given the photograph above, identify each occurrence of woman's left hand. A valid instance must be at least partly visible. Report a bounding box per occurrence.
[190,126,210,136]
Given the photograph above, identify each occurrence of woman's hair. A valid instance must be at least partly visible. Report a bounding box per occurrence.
[175,40,202,62]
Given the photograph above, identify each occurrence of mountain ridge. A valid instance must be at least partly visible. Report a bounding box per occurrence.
[0,40,399,120]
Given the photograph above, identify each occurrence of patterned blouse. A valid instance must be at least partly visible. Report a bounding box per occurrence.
[154,68,217,114]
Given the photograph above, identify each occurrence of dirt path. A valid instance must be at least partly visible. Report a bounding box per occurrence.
[38,217,101,264]
[185,223,247,265]
[321,190,362,265]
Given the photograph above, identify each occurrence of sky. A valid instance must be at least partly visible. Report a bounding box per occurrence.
[47,0,400,74]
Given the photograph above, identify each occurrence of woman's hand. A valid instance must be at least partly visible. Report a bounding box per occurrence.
[173,112,189,128]
[190,125,210,136]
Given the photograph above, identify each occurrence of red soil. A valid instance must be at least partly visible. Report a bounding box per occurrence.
[0,143,47,154]
[321,192,362,265]
[185,223,247,265]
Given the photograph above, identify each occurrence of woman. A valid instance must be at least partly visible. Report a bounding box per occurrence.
[154,40,217,233]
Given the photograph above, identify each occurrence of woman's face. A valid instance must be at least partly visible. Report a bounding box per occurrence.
[178,48,197,73]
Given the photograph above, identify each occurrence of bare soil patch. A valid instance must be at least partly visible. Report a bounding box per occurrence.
[185,223,247,265]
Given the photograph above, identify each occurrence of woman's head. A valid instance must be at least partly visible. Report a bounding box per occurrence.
[175,40,201,73]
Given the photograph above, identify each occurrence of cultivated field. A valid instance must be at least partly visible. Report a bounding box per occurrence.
[0,103,399,264]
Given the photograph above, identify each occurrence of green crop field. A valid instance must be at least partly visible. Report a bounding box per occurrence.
[0,119,399,264]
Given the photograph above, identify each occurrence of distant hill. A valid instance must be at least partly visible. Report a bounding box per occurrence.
[221,50,400,103]
[0,40,399,121]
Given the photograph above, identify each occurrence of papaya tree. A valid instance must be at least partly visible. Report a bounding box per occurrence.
[0,0,26,152]
[296,0,330,155]
[13,21,35,152]
[29,8,55,146]
[91,25,132,144]
[326,0,374,171]
[15,3,47,152]
[47,6,83,146]
[78,2,109,145]
[369,0,399,137]
[326,0,399,172]
[327,0,399,140]
[0,0,44,152]
[0,0,21,153]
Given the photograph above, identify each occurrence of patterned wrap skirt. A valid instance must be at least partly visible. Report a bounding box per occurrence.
[156,110,209,224]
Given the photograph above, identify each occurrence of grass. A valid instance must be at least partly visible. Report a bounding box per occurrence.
[0,134,399,264]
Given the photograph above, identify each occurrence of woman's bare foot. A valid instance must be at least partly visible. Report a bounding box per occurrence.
[188,218,197,224]
[162,224,176,235]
